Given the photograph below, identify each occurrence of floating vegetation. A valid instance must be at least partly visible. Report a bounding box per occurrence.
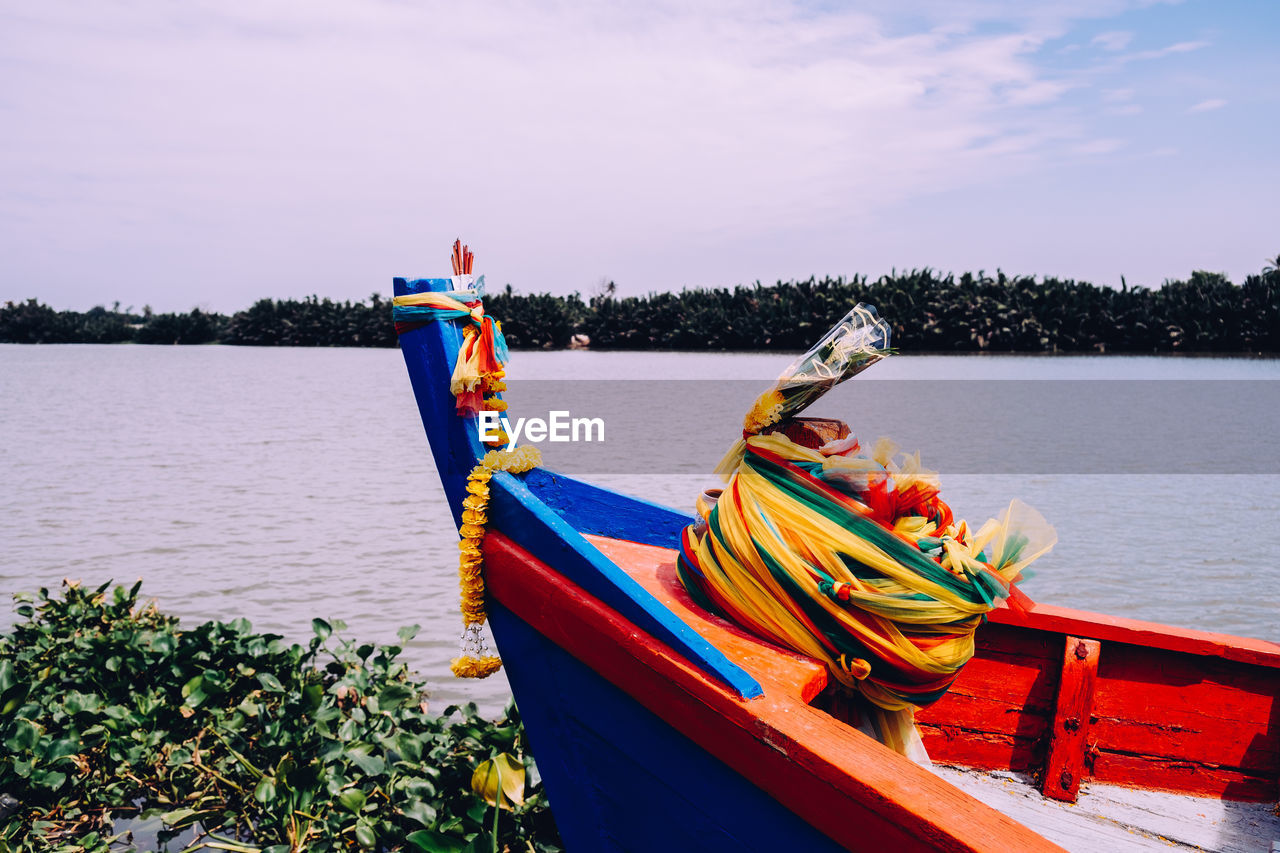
[0,580,562,852]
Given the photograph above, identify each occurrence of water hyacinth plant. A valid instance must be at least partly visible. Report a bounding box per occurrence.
[0,581,562,853]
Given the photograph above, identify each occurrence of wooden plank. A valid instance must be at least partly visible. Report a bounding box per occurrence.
[1042,637,1101,802]
[918,727,1043,774]
[1091,643,1280,773]
[991,602,1280,670]
[922,643,1059,735]
[917,624,1059,771]
[1088,751,1278,803]
[933,767,1280,853]
[485,532,1066,852]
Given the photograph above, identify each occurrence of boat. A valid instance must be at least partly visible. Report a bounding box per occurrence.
[393,271,1280,852]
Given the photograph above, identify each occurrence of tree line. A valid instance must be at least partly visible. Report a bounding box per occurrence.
[3,259,1278,352]
[0,295,396,347]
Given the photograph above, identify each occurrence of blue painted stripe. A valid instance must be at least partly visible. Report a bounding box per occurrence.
[522,468,694,549]
[489,472,763,700]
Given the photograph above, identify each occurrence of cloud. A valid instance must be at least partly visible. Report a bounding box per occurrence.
[1091,30,1133,51]
[1073,138,1126,155]
[0,0,1238,307]
[1130,40,1209,60]
[1188,98,1227,113]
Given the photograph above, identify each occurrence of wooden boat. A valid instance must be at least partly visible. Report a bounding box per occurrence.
[394,275,1280,852]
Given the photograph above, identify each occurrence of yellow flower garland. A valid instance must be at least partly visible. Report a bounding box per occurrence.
[451,444,543,679]
[480,369,509,448]
[742,388,786,434]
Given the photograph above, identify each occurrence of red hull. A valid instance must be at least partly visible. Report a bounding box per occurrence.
[918,602,1280,802]
[484,530,1279,850]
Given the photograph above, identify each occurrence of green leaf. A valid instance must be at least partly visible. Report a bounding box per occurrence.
[4,718,41,752]
[355,821,377,849]
[397,624,421,644]
[36,769,67,791]
[46,737,79,761]
[257,672,285,692]
[461,834,492,853]
[377,683,415,710]
[201,668,229,692]
[395,732,425,763]
[160,807,198,828]
[349,751,385,777]
[254,776,277,804]
[0,683,29,716]
[312,618,332,640]
[399,800,438,828]
[470,753,525,809]
[337,788,366,813]
[406,830,467,853]
[0,660,12,693]
[301,682,324,713]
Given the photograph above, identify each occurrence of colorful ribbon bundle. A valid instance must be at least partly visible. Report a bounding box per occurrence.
[679,310,1055,756]
[393,285,510,419]
[393,243,509,419]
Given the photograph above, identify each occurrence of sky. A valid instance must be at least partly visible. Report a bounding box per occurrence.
[1,0,1276,313]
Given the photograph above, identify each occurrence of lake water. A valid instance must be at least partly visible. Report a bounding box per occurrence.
[2,345,1278,716]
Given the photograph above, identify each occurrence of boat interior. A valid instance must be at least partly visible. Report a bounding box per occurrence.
[572,530,1280,852]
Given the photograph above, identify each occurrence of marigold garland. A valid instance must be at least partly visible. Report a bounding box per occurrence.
[391,244,534,678]
[743,389,786,434]
[451,445,543,679]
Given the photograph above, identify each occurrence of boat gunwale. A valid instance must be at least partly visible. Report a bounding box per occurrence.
[988,602,1280,669]
[482,529,1068,853]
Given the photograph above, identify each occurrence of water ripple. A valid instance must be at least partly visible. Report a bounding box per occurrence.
[2,345,1277,716]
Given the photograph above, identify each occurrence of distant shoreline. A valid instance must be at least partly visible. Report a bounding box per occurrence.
[3,341,1279,358]
[5,260,1278,353]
